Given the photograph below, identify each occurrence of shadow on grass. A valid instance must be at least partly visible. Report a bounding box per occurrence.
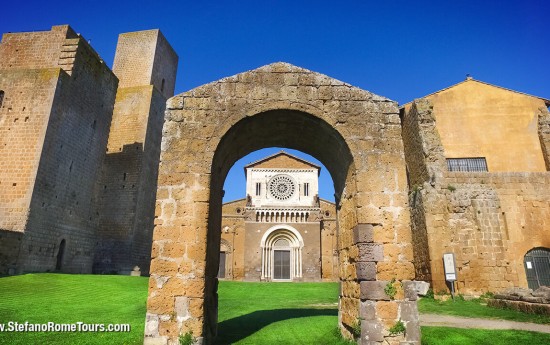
[216,308,338,344]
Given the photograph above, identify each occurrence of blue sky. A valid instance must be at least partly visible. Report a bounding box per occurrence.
[2,0,549,201]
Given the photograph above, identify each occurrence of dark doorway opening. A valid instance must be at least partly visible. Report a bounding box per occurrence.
[56,239,66,271]
[218,251,226,278]
[273,250,290,280]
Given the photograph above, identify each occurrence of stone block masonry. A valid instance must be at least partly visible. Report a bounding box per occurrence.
[94,29,178,275]
[147,62,418,344]
[0,25,118,274]
[0,26,178,276]
[402,98,550,295]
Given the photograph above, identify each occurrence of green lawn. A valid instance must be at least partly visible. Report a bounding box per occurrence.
[0,274,549,345]
[418,296,550,324]
[0,273,148,344]
[421,327,550,345]
[217,281,350,344]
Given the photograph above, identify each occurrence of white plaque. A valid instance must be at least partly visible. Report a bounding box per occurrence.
[526,261,533,269]
[443,253,457,281]
[446,273,456,281]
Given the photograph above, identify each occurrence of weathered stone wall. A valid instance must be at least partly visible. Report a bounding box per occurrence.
[94,30,177,275]
[0,25,78,70]
[131,88,167,274]
[441,172,550,294]
[320,199,338,281]
[150,32,178,100]
[0,69,61,234]
[404,98,550,295]
[0,25,118,274]
[18,35,118,273]
[112,30,177,99]
[400,99,447,284]
[220,199,246,280]
[0,230,23,274]
[538,107,550,170]
[146,62,416,345]
[94,87,165,274]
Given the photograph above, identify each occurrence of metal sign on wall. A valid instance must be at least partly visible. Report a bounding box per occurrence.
[443,253,457,282]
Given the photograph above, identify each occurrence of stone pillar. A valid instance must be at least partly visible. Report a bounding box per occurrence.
[355,224,420,345]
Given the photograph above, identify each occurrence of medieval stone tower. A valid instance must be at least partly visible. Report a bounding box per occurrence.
[93,30,178,275]
[0,26,178,275]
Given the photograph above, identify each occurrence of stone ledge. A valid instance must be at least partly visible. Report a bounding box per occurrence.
[488,299,550,316]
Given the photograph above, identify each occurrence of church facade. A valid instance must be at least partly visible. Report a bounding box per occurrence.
[218,151,338,281]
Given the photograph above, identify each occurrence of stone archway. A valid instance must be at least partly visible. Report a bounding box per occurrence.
[145,62,419,345]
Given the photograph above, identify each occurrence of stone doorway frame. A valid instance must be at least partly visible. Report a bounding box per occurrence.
[144,62,419,345]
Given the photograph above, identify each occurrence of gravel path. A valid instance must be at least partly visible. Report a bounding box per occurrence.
[420,314,550,333]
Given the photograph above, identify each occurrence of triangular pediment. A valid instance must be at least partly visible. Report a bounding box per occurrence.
[175,61,391,102]
[245,151,320,171]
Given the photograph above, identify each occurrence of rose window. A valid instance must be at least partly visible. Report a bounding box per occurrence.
[268,174,296,200]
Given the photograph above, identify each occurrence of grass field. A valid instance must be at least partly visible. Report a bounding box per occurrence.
[0,273,148,344]
[0,274,549,344]
[421,327,550,345]
[418,296,550,324]
[216,281,350,344]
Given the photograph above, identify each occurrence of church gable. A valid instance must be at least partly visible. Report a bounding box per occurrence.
[246,151,320,171]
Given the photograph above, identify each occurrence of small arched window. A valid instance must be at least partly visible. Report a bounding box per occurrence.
[0,90,4,108]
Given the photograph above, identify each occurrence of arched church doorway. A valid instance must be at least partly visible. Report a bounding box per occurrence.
[145,62,417,344]
[261,225,304,281]
[524,247,550,290]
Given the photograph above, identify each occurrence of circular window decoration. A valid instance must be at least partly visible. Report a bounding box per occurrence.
[268,174,296,200]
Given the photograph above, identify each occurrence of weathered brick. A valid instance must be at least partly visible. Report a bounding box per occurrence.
[360,281,391,301]
[353,223,375,244]
[358,243,384,262]
[356,262,377,281]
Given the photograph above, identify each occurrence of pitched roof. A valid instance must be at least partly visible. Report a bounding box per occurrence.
[244,150,321,171]
[401,77,550,108]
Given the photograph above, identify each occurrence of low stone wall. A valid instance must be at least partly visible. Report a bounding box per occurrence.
[488,299,550,316]
[488,286,550,316]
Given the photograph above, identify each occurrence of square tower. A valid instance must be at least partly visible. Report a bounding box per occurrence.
[94,29,178,275]
[112,29,178,98]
